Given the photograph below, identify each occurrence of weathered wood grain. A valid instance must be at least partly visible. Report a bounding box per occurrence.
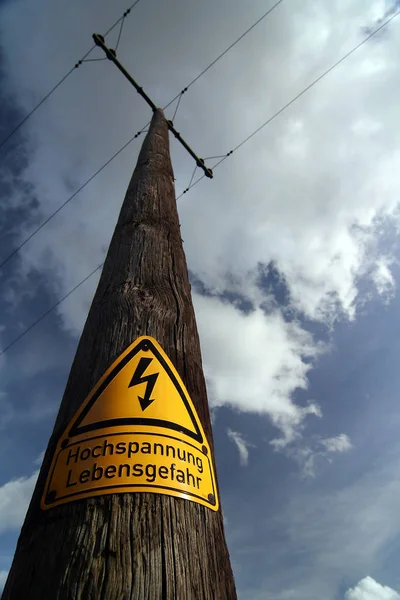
[2,109,237,600]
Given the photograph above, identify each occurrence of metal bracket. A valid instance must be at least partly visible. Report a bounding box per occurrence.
[93,34,213,179]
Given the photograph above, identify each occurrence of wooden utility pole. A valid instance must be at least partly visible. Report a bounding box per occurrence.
[2,109,237,599]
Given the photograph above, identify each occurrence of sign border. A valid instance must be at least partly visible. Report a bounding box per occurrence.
[43,431,217,509]
[41,336,219,512]
[68,337,203,443]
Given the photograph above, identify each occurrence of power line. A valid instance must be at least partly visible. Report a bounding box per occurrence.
[164,0,285,122]
[0,0,285,271]
[0,126,148,271]
[178,7,400,199]
[163,0,285,113]
[219,7,400,161]
[114,15,126,53]
[0,263,103,357]
[0,0,142,152]
[2,7,398,357]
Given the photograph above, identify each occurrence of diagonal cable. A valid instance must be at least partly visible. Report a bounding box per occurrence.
[163,0,285,112]
[0,57,92,152]
[0,0,286,271]
[0,0,142,152]
[82,57,108,63]
[1,3,397,270]
[180,7,400,195]
[0,127,147,270]
[115,17,126,52]
[1,4,399,357]
[171,91,185,122]
[180,164,198,195]
[223,8,400,161]
[0,263,103,357]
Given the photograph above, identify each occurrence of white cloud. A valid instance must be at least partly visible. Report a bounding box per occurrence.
[227,440,400,599]
[287,433,353,477]
[227,429,253,466]
[1,2,400,597]
[33,451,45,466]
[321,433,353,453]
[345,576,400,600]
[178,2,400,326]
[0,470,38,534]
[194,293,322,445]
[1,0,399,323]
[371,257,396,299]
[1,0,400,452]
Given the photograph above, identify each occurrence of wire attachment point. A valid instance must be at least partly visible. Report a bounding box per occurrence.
[170,88,188,123]
[93,34,105,46]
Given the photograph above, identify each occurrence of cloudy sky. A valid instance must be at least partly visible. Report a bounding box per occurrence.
[1,0,400,597]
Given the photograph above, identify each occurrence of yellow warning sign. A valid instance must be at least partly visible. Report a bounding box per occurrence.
[41,336,218,511]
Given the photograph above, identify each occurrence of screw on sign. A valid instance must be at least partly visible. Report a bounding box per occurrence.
[42,336,219,512]
[3,108,236,600]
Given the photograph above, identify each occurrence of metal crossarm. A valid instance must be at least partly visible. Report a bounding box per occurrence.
[93,33,213,179]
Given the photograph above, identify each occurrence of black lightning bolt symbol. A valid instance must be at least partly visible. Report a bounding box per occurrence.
[129,357,159,411]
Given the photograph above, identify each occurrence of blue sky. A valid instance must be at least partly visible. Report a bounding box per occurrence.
[1,0,400,598]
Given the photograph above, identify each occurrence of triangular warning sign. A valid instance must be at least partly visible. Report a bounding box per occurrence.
[68,337,203,443]
[42,336,218,512]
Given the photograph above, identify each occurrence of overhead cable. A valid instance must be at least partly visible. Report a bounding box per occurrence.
[0,0,142,152]
[177,7,400,199]
[0,127,148,271]
[0,0,285,270]
[163,0,285,113]
[0,264,103,357]
[2,6,398,356]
